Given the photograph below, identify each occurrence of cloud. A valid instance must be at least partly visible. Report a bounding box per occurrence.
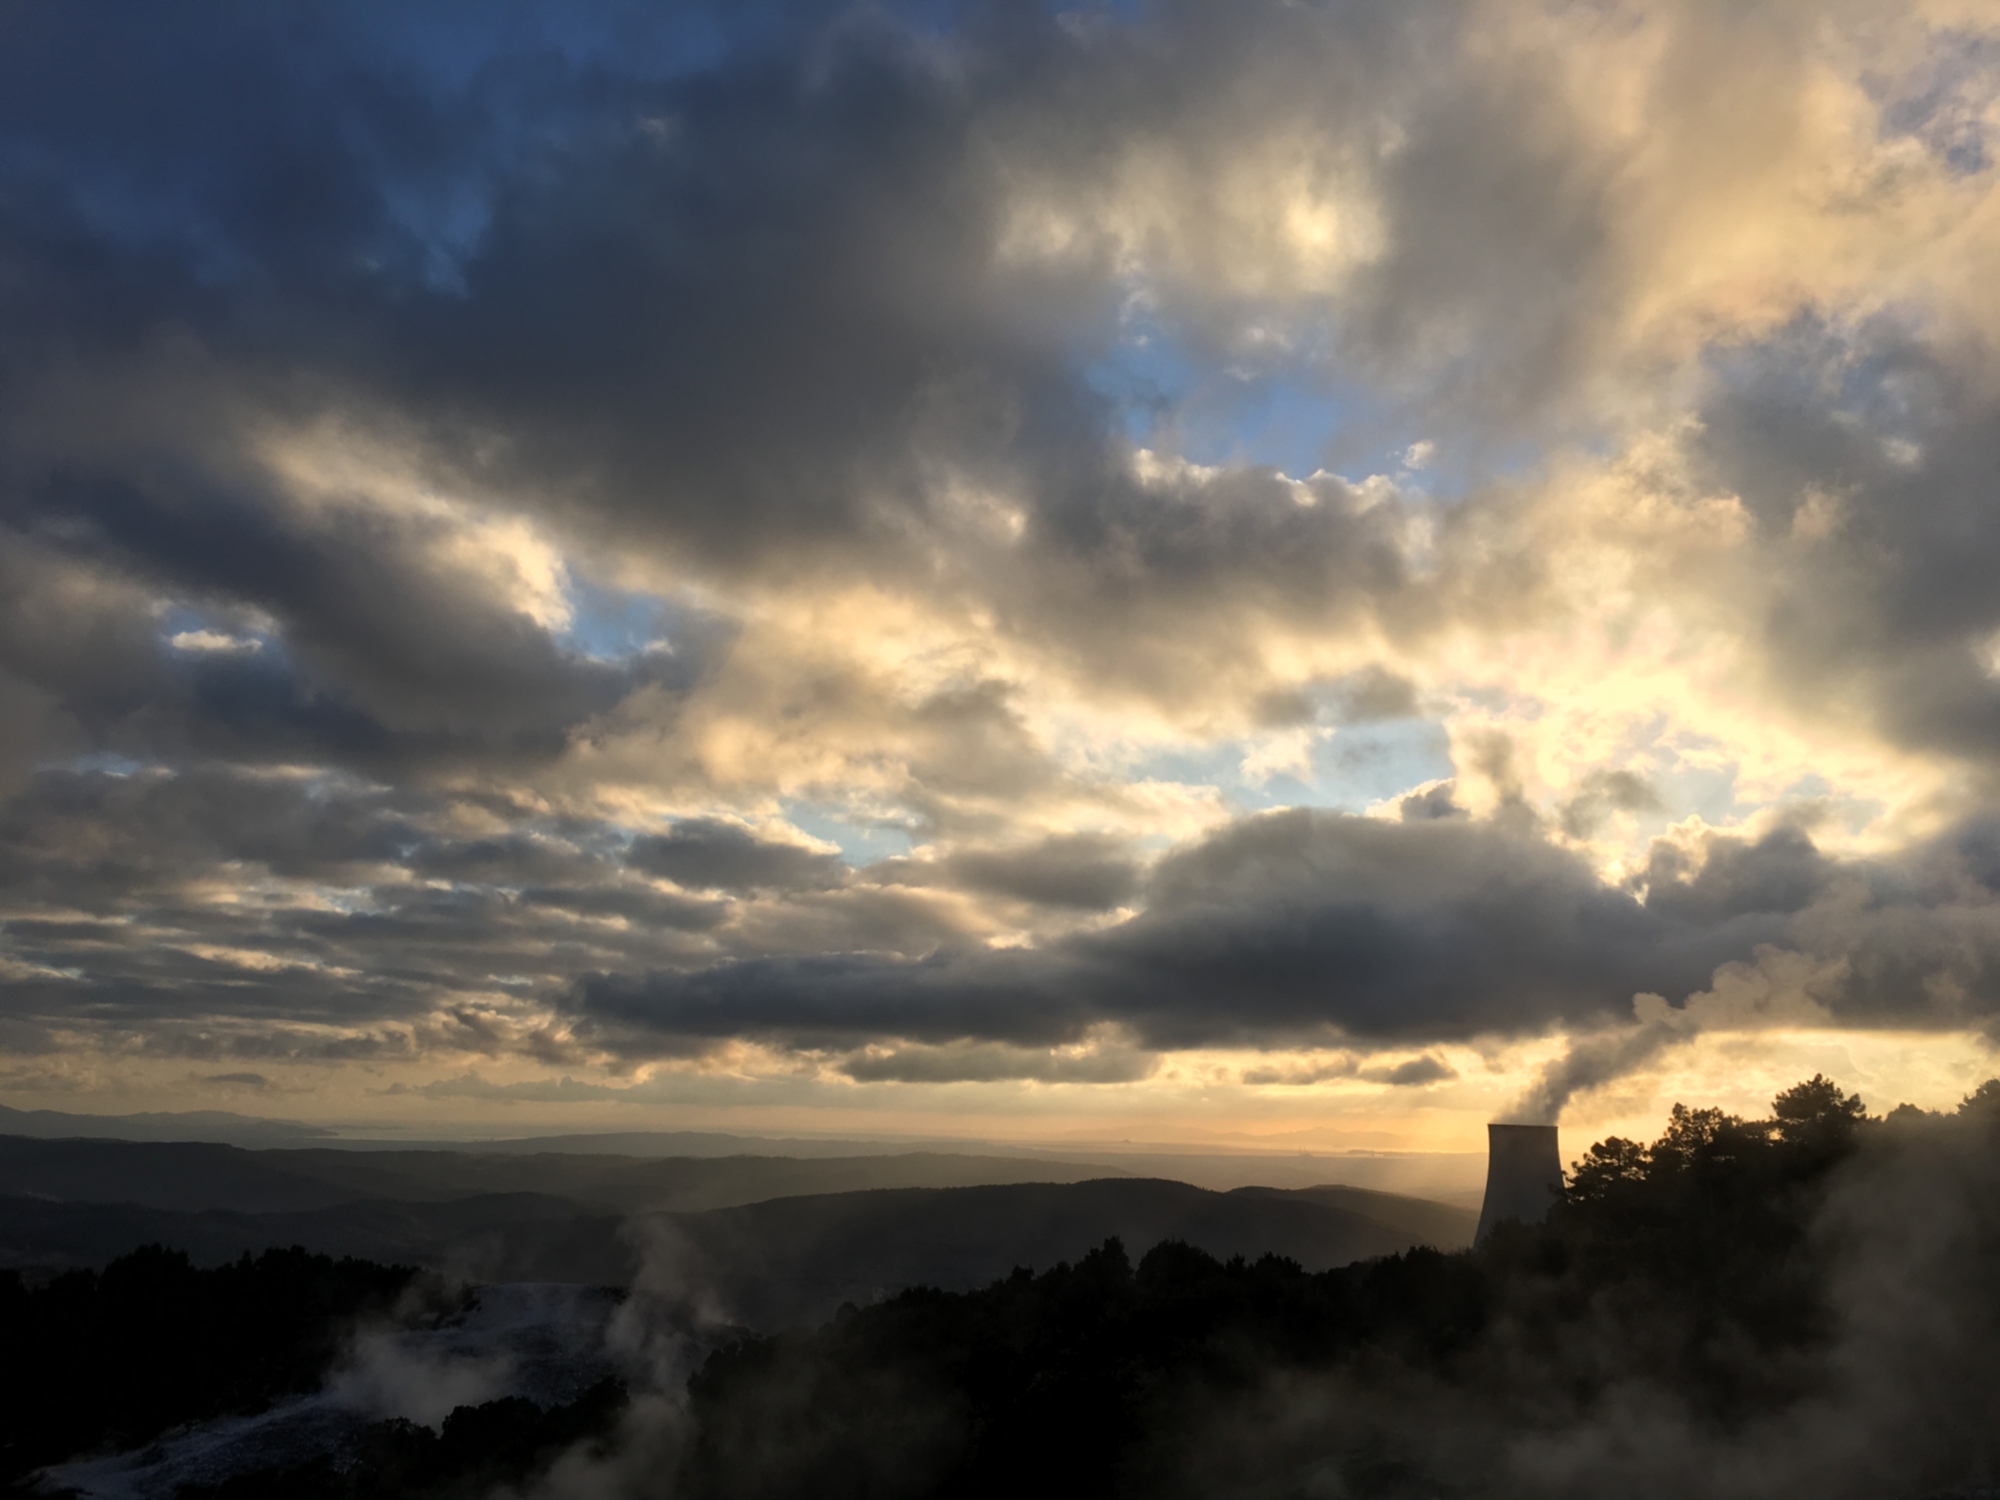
[0,0,1772,760]
[1398,781,1466,822]
[1641,824,1833,925]
[396,1072,626,1103]
[168,629,260,655]
[1323,666,1422,726]
[2,0,2000,1116]
[568,810,1769,1057]
[199,1071,273,1089]
[1240,1056,1359,1087]
[625,821,847,895]
[1558,769,1662,840]
[0,763,728,1041]
[1246,1051,1458,1089]
[837,1036,1157,1085]
[10,747,1997,1086]
[1361,1054,1458,1087]
[937,834,1140,911]
[570,804,2000,1075]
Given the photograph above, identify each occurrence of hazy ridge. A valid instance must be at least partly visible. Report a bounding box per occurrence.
[0,1133,1475,1324]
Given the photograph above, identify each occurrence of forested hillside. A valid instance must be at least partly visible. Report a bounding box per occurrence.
[11,1080,1998,1500]
[668,1078,2000,1499]
[0,1247,423,1485]
[0,1146,1470,1307]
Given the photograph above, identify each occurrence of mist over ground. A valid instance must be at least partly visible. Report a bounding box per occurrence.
[549,1078,2000,1500]
[4,1077,1997,1498]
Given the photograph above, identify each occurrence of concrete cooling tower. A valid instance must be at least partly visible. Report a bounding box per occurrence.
[1473,1123,1564,1246]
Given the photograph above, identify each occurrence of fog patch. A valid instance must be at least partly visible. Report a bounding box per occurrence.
[329,1329,513,1429]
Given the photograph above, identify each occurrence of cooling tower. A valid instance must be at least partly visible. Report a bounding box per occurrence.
[1473,1123,1563,1246]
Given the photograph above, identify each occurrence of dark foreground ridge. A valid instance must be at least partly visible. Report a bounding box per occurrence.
[0,1139,1472,1316]
[670,1076,2000,1499]
[171,1379,630,1500]
[8,1077,2000,1499]
[0,1246,419,1486]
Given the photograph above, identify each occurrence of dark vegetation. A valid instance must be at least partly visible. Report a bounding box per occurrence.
[0,1141,1470,1316]
[673,1077,2000,1499]
[680,1236,1490,1499]
[172,1379,629,1500]
[8,1077,1997,1498]
[0,1245,418,1485]
[645,1177,1463,1328]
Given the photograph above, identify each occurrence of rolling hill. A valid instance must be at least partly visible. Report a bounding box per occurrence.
[0,1129,1475,1329]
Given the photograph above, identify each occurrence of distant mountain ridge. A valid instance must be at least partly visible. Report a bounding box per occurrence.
[0,1104,333,1146]
[639,1177,1475,1328]
[0,1135,1133,1216]
[0,1132,1475,1328]
[0,1106,1487,1198]
[0,1176,1475,1327]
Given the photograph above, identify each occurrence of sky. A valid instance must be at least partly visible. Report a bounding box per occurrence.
[3,0,2000,1152]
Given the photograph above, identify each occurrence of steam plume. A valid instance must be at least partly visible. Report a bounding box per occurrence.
[1513,999,1702,1124]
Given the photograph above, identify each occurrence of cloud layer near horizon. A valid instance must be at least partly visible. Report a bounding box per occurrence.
[4,0,2000,1118]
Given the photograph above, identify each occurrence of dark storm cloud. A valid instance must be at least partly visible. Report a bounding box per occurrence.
[1800,814,2000,1031]
[11,762,2000,1071]
[571,808,2000,1060]
[0,0,1050,569]
[1,0,1998,1087]
[1640,824,1833,925]
[0,765,724,1039]
[1362,1054,1457,1086]
[0,0,740,784]
[0,764,422,887]
[0,757,991,1058]
[0,0,1634,769]
[516,884,726,931]
[0,0,1983,770]
[0,466,710,778]
[937,834,1141,911]
[837,1039,1155,1084]
[626,821,848,894]
[1687,318,2000,770]
[1087,810,1750,1047]
[569,810,1771,1055]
